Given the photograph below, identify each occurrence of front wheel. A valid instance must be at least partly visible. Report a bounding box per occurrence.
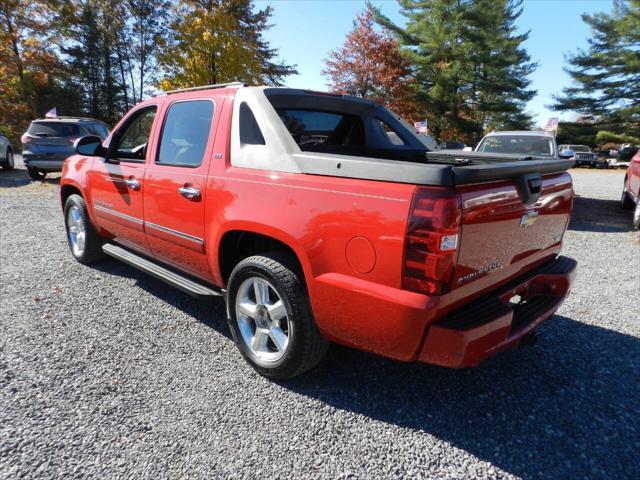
[227,253,329,380]
[1,149,14,170]
[63,194,105,264]
[633,202,640,230]
[28,167,46,180]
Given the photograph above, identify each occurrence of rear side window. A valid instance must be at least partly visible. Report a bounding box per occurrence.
[239,103,265,145]
[157,100,214,167]
[373,118,407,146]
[276,109,364,151]
[28,122,80,138]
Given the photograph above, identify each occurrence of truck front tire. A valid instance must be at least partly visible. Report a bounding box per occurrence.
[63,194,105,264]
[227,253,329,380]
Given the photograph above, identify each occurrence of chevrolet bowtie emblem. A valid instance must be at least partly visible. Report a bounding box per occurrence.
[520,210,539,228]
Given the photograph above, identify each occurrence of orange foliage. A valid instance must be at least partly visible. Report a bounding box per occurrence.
[322,9,422,123]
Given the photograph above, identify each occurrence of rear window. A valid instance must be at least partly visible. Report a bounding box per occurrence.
[28,122,80,137]
[569,145,590,152]
[477,135,554,157]
[276,109,364,150]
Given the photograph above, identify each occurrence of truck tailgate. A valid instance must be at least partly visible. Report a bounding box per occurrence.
[451,172,573,293]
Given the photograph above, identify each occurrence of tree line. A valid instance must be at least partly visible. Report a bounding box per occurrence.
[0,0,295,145]
[1,0,637,148]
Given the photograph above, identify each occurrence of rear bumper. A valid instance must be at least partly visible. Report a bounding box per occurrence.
[22,156,65,171]
[419,256,577,367]
[312,255,576,367]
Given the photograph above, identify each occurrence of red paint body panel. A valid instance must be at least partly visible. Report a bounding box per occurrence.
[60,86,577,368]
[625,151,640,200]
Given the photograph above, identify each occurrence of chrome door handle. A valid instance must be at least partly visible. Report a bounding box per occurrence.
[124,179,140,190]
[178,186,201,200]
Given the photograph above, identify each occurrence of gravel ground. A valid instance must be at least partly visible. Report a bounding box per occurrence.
[1,157,639,479]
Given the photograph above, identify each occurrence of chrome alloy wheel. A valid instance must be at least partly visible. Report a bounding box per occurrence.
[66,205,86,257]
[634,202,640,228]
[235,276,290,365]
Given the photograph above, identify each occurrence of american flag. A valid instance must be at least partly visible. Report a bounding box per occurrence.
[414,119,428,134]
[45,108,57,118]
[543,117,559,133]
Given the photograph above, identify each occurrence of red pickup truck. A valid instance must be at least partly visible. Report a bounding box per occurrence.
[60,83,577,379]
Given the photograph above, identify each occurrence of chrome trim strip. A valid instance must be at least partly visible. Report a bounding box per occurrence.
[105,177,126,184]
[145,221,204,245]
[94,205,143,225]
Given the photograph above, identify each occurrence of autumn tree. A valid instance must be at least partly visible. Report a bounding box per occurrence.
[158,0,296,90]
[323,9,421,122]
[0,0,76,144]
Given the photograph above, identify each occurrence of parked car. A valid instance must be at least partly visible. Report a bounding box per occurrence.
[558,144,599,167]
[621,150,640,229]
[21,117,110,180]
[59,84,577,379]
[0,129,15,171]
[438,140,466,150]
[475,131,573,159]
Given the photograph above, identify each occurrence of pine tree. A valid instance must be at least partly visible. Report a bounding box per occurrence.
[552,0,639,137]
[465,0,536,131]
[323,9,421,121]
[374,0,536,142]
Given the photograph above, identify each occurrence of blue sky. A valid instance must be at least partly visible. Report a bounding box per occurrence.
[255,0,614,127]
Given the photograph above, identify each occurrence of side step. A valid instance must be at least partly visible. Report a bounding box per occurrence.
[102,243,223,299]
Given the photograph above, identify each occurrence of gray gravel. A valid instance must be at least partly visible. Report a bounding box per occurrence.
[1,157,639,479]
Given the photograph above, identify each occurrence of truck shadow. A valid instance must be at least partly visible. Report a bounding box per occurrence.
[92,259,231,339]
[91,258,638,478]
[283,316,639,479]
[569,195,635,232]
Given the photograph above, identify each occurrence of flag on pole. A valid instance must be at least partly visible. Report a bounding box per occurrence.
[414,119,428,134]
[543,117,559,133]
[45,107,57,118]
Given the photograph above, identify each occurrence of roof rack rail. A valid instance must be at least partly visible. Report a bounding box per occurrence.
[35,116,101,122]
[163,82,245,95]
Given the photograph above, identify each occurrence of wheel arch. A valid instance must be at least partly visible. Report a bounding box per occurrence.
[60,183,84,209]
[216,227,310,287]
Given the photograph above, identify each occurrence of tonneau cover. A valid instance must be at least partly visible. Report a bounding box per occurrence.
[293,150,575,187]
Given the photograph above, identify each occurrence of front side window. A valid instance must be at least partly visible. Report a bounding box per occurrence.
[157,100,214,167]
[113,107,157,161]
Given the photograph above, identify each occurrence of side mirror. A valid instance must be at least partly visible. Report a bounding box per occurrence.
[75,135,106,157]
[558,149,575,159]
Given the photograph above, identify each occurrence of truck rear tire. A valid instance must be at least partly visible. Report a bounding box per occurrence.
[227,253,329,380]
[63,194,105,264]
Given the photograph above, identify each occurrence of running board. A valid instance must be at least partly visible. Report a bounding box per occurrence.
[102,243,223,299]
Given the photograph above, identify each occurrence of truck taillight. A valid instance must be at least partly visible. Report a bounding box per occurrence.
[403,187,461,295]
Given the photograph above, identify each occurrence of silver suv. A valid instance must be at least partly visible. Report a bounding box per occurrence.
[21,117,110,180]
